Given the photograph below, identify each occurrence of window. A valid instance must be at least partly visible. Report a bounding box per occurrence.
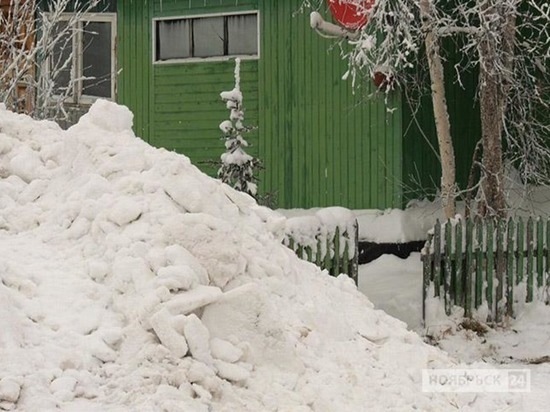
[154,12,259,62]
[49,13,117,103]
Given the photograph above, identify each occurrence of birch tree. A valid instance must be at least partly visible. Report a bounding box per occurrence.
[0,0,101,121]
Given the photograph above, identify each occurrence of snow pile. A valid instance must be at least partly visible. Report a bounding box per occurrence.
[0,101,520,411]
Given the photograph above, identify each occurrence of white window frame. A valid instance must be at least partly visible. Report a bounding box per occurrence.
[47,12,117,104]
[152,10,260,65]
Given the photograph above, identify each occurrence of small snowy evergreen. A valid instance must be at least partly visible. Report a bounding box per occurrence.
[218,58,261,198]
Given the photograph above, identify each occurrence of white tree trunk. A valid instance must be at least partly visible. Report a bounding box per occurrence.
[419,0,456,219]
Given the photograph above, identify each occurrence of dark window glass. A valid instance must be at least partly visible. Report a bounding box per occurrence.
[51,20,72,95]
[193,17,224,58]
[228,14,258,55]
[82,21,112,98]
[157,19,191,60]
[155,13,259,61]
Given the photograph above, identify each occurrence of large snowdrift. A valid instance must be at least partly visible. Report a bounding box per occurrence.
[0,101,519,411]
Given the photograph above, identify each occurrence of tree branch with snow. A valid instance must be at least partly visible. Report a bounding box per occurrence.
[218,59,262,199]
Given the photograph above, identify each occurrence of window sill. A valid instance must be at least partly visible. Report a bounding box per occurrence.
[153,54,259,65]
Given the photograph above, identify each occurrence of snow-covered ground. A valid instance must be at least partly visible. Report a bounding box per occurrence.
[0,101,548,411]
[359,253,550,411]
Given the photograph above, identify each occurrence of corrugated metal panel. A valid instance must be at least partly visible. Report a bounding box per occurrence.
[153,0,257,16]
[258,0,402,209]
[149,1,259,177]
[117,0,152,141]
[152,61,259,177]
[118,0,403,210]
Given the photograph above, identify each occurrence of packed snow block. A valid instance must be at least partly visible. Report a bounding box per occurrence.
[0,378,21,403]
[182,314,213,364]
[165,245,209,285]
[165,285,223,316]
[107,197,142,226]
[8,146,45,183]
[50,376,77,399]
[210,338,243,363]
[78,99,133,133]
[17,179,48,204]
[87,336,117,363]
[150,308,189,358]
[156,265,197,292]
[162,175,203,213]
[87,260,109,282]
[214,360,250,383]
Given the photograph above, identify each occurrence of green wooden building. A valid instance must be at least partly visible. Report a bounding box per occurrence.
[49,0,480,210]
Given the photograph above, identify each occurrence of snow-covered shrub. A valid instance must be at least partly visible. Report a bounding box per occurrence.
[218,58,261,198]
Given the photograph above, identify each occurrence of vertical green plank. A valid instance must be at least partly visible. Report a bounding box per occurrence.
[444,220,452,315]
[517,217,524,285]
[547,219,550,291]
[352,221,359,284]
[527,217,534,302]
[454,220,463,306]
[506,218,515,318]
[475,217,483,309]
[433,220,442,298]
[465,218,474,318]
[422,249,433,324]
[324,236,332,275]
[537,218,544,289]
[342,239,350,277]
[333,227,341,276]
[288,237,294,251]
[495,219,504,323]
[486,218,494,320]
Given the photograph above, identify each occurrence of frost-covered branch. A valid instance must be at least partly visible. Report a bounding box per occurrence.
[0,0,102,121]
[307,0,550,217]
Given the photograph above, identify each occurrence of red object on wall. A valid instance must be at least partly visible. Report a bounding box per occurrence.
[328,0,375,30]
[372,71,391,90]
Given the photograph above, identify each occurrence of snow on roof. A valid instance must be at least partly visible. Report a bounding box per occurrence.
[0,100,521,410]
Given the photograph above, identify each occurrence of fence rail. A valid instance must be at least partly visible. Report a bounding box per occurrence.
[422,217,550,324]
[283,220,359,284]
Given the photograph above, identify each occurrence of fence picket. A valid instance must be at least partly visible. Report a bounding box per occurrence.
[547,219,550,293]
[284,221,358,284]
[486,218,494,319]
[495,219,505,323]
[342,237,349,278]
[422,244,432,323]
[315,240,322,267]
[433,220,442,298]
[527,217,534,302]
[423,215,549,325]
[444,221,452,315]
[455,221,463,306]
[465,219,474,317]
[475,218,484,309]
[537,218,544,289]
[517,218,524,285]
[333,227,341,277]
[506,219,515,318]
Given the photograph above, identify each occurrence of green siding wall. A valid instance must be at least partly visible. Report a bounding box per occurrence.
[402,39,481,202]
[118,1,152,141]
[118,0,403,210]
[259,0,402,209]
